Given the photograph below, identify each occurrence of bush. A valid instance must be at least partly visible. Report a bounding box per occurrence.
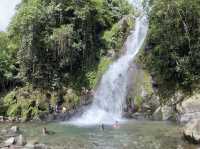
[8,0,133,89]
[7,104,22,117]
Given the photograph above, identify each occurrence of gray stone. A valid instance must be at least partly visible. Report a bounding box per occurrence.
[153,107,162,120]
[161,106,174,121]
[25,143,48,149]
[4,137,15,146]
[183,119,200,144]
[141,95,160,115]
[177,94,200,124]
[10,126,19,133]
[107,50,115,58]
[131,112,146,120]
[24,143,35,149]
[27,139,39,145]
[34,144,48,149]
[1,129,8,134]
[152,105,175,121]
[0,116,4,122]
[16,134,26,146]
[8,117,15,123]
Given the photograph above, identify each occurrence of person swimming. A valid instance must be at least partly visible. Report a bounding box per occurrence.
[42,127,55,136]
[99,123,105,131]
[42,127,49,136]
[101,123,105,131]
[112,121,120,128]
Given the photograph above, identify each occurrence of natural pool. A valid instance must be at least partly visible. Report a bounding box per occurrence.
[0,120,198,149]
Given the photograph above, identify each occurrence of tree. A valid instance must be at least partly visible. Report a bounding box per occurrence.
[142,0,200,98]
[8,0,133,90]
[0,32,18,92]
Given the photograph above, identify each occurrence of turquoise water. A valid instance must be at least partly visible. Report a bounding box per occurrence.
[0,120,197,149]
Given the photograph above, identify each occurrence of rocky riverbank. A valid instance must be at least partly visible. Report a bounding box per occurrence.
[0,99,92,124]
[126,69,200,145]
[0,126,49,149]
[176,93,200,144]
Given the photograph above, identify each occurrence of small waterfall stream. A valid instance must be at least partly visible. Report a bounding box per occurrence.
[70,0,148,125]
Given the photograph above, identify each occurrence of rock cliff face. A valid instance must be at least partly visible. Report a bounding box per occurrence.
[177,94,200,124]
[183,119,200,144]
[176,93,200,144]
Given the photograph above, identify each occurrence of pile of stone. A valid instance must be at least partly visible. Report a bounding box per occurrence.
[0,116,22,123]
[0,126,49,149]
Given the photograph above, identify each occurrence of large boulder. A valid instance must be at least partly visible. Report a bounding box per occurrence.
[183,119,200,144]
[131,112,147,120]
[177,94,200,124]
[16,134,26,146]
[4,137,15,146]
[153,107,162,120]
[10,126,19,133]
[161,105,175,121]
[0,116,4,122]
[152,105,175,121]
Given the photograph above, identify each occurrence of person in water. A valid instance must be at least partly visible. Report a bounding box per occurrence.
[99,123,105,131]
[42,127,49,136]
[101,123,105,131]
[42,127,55,136]
[113,121,120,128]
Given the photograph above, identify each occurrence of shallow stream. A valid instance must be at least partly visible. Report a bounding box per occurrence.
[0,120,197,149]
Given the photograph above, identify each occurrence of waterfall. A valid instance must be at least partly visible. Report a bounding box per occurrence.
[70,0,148,126]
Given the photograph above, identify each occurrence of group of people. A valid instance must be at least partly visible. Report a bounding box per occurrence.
[42,121,120,136]
[45,93,65,114]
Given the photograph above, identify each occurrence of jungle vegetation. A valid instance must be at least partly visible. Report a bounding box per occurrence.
[0,0,134,119]
[141,0,200,99]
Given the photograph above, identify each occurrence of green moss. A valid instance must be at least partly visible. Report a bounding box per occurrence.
[103,15,135,53]
[4,90,16,105]
[62,90,80,110]
[86,57,111,88]
[134,95,142,107]
[7,104,22,117]
[3,86,46,119]
[142,70,154,95]
[128,66,154,109]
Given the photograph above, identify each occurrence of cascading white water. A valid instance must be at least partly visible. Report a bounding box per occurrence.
[70,0,148,126]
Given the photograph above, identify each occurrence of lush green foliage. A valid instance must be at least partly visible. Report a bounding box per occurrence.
[9,0,133,90]
[142,0,200,98]
[0,0,134,119]
[103,15,134,53]
[0,32,18,92]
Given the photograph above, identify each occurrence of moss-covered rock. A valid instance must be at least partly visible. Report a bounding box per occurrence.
[127,64,155,110]
[2,84,90,121]
[3,85,48,121]
[85,57,112,89]
[103,15,135,56]
[177,93,200,124]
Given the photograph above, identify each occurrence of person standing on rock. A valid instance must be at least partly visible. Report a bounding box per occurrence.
[55,93,63,113]
[46,93,52,113]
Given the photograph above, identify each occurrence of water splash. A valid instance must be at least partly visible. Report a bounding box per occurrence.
[69,0,148,126]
